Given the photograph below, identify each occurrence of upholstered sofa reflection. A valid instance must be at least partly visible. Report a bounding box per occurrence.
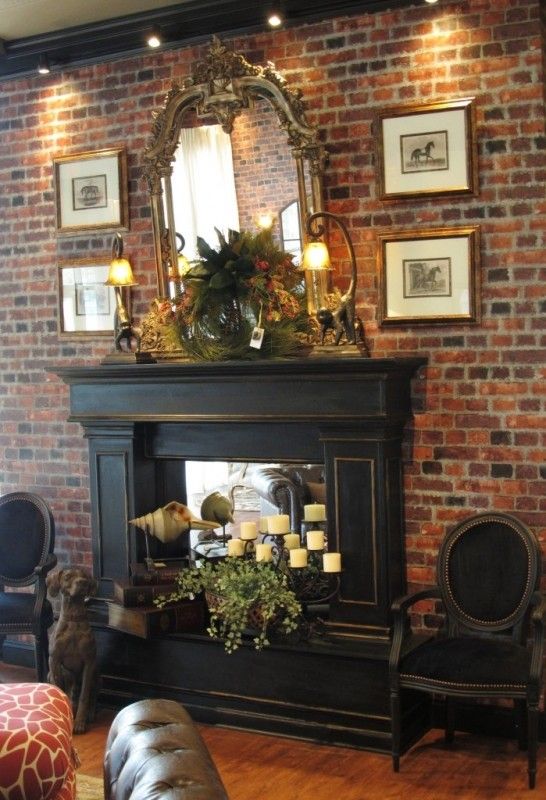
[228,463,325,532]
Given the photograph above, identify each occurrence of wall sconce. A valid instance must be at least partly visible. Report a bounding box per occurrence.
[302,211,368,354]
[167,232,190,298]
[102,234,154,364]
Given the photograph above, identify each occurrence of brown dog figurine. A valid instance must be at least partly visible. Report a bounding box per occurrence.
[46,567,99,734]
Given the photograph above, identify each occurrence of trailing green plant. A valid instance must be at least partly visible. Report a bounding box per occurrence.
[155,557,302,653]
[168,228,313,361]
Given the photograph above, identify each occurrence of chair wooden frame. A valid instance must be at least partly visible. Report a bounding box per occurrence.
[0,492,57,681]
[389,512,546,789]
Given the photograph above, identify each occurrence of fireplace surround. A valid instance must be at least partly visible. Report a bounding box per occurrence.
[55,355,428,751]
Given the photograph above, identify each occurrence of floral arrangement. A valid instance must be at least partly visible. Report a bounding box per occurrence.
[155,557,302,653]
[147,229,313,361]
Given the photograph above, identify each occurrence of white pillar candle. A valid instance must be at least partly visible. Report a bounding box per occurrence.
[240,521,257,540]
[289,548,308,568]
[323,552,342,573]
[227,538,245,557]
[283,533,301,550]
[258,516,270,534]
[306,530,325,551]
[268,514,290,534]
[304,503,326,522]
[255,542,273,562]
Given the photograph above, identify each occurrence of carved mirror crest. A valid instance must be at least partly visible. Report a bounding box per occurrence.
[143,36,326,298]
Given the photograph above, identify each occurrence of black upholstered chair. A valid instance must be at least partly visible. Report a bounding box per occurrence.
[389,512,545,789]
[0,492,57,681]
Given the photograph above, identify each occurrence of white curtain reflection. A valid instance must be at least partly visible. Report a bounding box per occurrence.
[170,125,240,260]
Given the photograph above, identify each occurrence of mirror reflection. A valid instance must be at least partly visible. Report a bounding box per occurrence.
[168,100,302,261]
[185,460,325,552]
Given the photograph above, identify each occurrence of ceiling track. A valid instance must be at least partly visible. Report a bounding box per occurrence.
[0,0,417,80]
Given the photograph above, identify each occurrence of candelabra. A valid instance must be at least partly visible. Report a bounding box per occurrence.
[226,514,342,606]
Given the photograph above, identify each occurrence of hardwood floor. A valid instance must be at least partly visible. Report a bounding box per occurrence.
[0,661,540,798]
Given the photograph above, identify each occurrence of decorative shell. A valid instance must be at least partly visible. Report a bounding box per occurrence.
[130,501,217,543]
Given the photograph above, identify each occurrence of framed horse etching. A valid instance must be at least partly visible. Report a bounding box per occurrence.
[375,98,477,200]
[377,226,481,326]
[53,147,129,234]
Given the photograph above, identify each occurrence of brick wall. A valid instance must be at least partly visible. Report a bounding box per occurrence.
[0,1,544,620]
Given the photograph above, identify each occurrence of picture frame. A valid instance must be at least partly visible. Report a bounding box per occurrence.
[375,98,477,200]
[53,147,129,234]
[378,226,481,326]
[58,259,116,336]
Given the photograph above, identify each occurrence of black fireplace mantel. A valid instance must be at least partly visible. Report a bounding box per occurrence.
[54,355,428,751]
[55,355,425,425]
[55,355,426,636]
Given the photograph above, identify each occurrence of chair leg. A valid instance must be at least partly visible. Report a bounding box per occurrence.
[445,696,455,745]
[515,699,527,751]
[35,631,49,683]
[391,689,401,772]
[527,703,538,790]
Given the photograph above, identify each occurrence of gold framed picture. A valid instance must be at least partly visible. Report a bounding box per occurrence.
[53,147,129,234]
[375,98,478,200]
[378,226,481,326]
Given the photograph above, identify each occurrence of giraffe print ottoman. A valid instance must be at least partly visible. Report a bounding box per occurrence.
[0,682,77,800]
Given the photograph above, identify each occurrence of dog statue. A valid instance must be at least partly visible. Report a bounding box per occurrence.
[46,567,99,734]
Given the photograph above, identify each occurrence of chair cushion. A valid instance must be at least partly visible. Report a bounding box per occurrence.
[0,594,53,629]
[0,683,77,800]
[400,636,531,690]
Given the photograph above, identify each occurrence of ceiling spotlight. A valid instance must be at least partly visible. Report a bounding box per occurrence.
[424,0,440,4]
[267,6,283,27]
[146,27,162,48]
[37,55,50,75]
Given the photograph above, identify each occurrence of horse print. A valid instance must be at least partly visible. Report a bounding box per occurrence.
[403,258,451,298]
[401,129,448,173]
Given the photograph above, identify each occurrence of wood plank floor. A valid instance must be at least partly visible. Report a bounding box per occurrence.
[0,661,541,798]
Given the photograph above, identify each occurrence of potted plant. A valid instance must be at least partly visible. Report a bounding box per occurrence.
[141,228,314,361]
[155,557,302,653]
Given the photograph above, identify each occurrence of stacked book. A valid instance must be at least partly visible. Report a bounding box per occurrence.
[107,560,205,639]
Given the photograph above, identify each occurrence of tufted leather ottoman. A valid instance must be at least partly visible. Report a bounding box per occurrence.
[104,698,228,800]
[0,682,77,800]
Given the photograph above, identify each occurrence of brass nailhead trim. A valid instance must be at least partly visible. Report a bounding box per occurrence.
[401,673,526,691]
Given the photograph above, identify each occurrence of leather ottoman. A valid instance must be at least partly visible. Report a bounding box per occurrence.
[104,698,228,799]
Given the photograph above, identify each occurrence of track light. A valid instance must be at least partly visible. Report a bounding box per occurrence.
[37,54,50,75]
[146,27,162,48]
[267,5,283,27]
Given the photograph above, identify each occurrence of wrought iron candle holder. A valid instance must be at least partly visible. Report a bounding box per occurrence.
[234,524,341,607]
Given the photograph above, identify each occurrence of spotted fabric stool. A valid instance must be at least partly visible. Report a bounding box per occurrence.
[0,682,78,800]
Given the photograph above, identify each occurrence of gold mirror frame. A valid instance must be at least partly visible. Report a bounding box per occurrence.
[143,36,326,298]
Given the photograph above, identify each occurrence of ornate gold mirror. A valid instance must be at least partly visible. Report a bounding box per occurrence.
[143,37,326,299]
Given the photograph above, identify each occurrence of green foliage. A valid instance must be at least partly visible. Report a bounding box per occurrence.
[172,228,312,361]
[156,557,302,654]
